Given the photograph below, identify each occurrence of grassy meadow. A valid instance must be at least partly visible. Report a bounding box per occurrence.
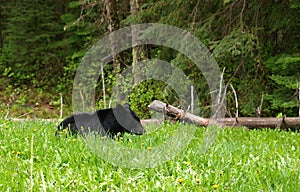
[0,119,299,191]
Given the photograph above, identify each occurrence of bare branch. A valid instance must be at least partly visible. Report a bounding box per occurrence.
[229,83,238,118]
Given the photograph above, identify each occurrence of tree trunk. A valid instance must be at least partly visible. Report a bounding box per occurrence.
[104,0,123,72]
[0,13,3,49]
[130,0,149,85]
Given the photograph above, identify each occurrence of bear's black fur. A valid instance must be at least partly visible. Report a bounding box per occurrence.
[56,103,146,137]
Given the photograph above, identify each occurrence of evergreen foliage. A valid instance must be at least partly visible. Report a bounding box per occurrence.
[0,0,299,118]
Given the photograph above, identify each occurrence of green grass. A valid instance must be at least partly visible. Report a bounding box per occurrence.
[0,119,299,191]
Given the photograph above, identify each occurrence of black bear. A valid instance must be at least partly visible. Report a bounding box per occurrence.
[56,103,146,137]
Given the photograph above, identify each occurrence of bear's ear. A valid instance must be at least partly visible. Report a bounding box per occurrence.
[122,103,140,122]
[114,104,146,134]
[123,103,131,111]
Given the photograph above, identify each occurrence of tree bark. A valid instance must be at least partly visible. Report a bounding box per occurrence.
[130,0,149,85]
[104,0,123,72]
[0,12,3,49]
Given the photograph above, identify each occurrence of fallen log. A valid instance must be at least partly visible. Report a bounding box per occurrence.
[148,100,209,126]
[219,117,300,129]
[140,119,164,126]
[148,100,300,129]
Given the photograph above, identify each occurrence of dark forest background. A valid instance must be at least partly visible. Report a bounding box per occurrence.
[0,0,299,119]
